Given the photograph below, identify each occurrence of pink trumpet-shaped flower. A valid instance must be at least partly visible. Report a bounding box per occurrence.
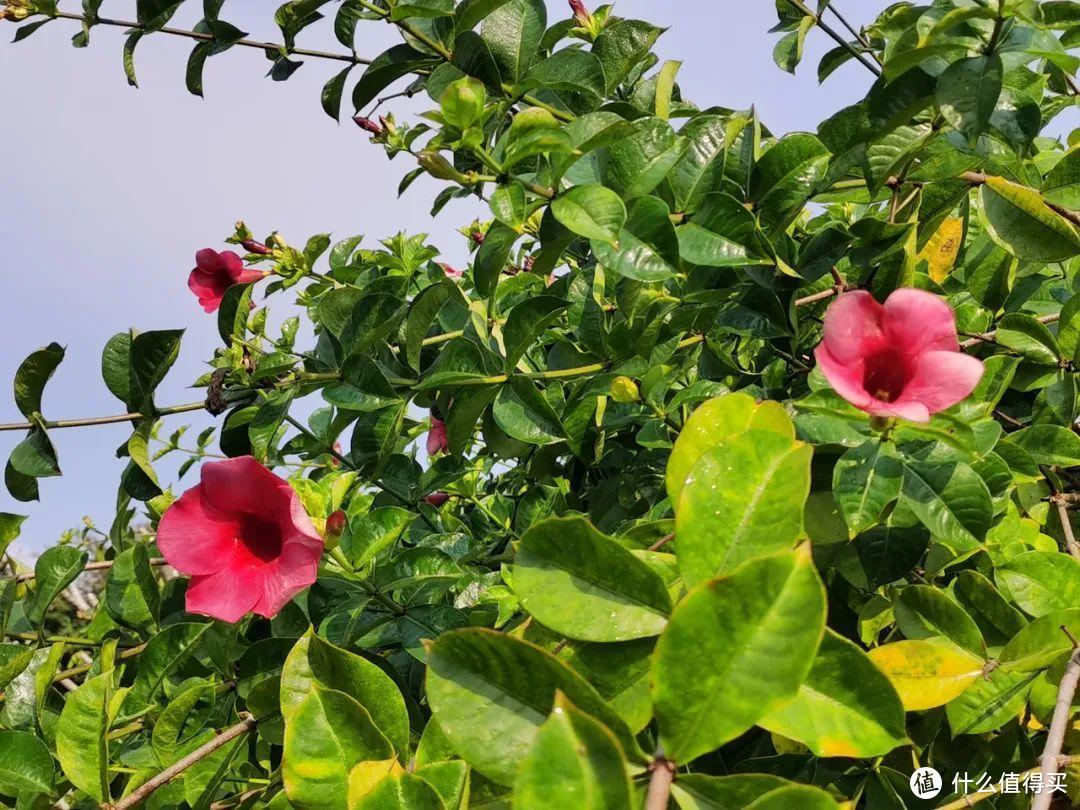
[427,415,449,456]
[814,289,984,423]
[188,249,267,313]
[157,456,324,622]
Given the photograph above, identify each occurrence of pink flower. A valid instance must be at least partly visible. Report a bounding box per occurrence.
[425,493,450,507]
[157,456,324,622]
[439,263,463,279]
[427,415,449,456]
[188,249,267,313]
[814,289,984,423]
[569,0,591,26]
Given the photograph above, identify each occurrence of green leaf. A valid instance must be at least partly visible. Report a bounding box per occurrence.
[391,0,454,21]
[281,630,410,758]
[13,343,64,419]
[426,628,636,785]
[867,640,983,711]
[602,118,686,200]
[671,774,793,810]
[474,222,519,297]
[489,181,527,230]
[352,44,434,111]
[759,630,907,758]
[832,440,904,538]
[997,551,1080,618]
[9,430,60,480]
[0,645,33,692]
[946,667,1038,736]
[513,692,634,810]
[900,460,993,554]
[955,570,1027,647]
[935,55,1002,142]
[551,185,627,246]
[591,19,664,93]
[27,545,87,626]
[480,0,546,83]
[668,115,730,214]
[666,394,794,505]
[999,609,1080,671]
[746,786,840,810]
[250,390,296,461]
[592,196,680,282]
[124,621,211,710]
[513,516,672,642]
[1043,146,1080,209]
[1009,424,1080,466]
[980,176,1080,263]
[322,65,354,121]
[653,548,826,763]
[502,295,569,373]
[0,730,54,798]
[748,133,830,234]
[492,378,564,445]
[676,430,812,585]
[520,48,605,98]
[893,585,984,656]
[56,670,113,803]
[104,544,160,634]
[101,329,184,412]
[283,684,395,810]
[0,513,26,560]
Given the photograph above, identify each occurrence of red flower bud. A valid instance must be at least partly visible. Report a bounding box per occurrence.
[424,493,450,507]
[241,239,271,255]
[471,231,486,245]
[569,0,591,26]
[353,115,384,136]
[326,509,347,537]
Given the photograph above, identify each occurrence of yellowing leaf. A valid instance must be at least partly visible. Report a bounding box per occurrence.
[348,759,405,806]
[867,640,983,711]
[916,217,964,282]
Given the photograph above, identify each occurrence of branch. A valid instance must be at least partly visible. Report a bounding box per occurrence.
[1032,643,1080,810]
[106,716,257,810]
[781,0,882,77]
[645,758,676,810]
[825,3,882,65]
[959,314,1061,349]
[52,10,367,65]
[1052,495,1080,560]
[11,557,167,583]
[0,401,206,433]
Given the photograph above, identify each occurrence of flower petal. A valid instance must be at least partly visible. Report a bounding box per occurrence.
[822,291,887,365]
[882,288,959,357]
[895,350,985,416]
[157,487,238,576]
[185,562,262,623]
[200,456,293,519]
[195,248,225,273]
[253,541,321,618]
[814,345,873,409]
[188,268,231,313]
[427,417,448,456]
[874,399,931,423]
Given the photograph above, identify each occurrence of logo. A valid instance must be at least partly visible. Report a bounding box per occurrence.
[910,767,943,799]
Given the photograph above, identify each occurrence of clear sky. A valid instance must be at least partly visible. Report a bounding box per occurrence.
[0,1,881,556]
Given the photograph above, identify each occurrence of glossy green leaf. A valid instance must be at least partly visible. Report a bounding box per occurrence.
[900,460,993,554]
[653,549,826,763]
[981,176,1080,263]
[0,730,54,798]
[1000,608,1080,671]
[353,773,446,809]
[946,667,1038,736]
[1009,424,1080,467]
[480,0,545,83]
[759,630,907,758]
[426,628,636,785]
[13,343,64,419]
[671,774,792,810]
[513,516,672,641]
[676,430,812,585]
[27,544,87,626]
[592,196,680,282]
[551,185,626,246]
[935,54,1002,142]
[748,133,830,233]
[893,585,984,656]
[492,377,564,445]
[832,440,904,538]
[56,670,113,803]
[513,693,633,810]
[123,621,210,710]
[104,544,160,634]
[998,551,1080,617]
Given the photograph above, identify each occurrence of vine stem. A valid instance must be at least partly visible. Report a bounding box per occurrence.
[645,758,676,810]
[958,314,1060,349]
[781,0,882,77]
[1052,495,1080,560]
[0,401,206,433]
[1031,645,1080,810]
[104,715,257,810]
[10,557,167,583]
[51,10,368,64]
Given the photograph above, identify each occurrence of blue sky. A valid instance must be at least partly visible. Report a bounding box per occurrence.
[0,1,880,555]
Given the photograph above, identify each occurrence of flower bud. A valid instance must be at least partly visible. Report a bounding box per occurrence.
[611,376,640,403]
[439,262,463,279]
[569,0,592,27]
[424,492,450,507]
[353,115,384,136]
[471,230,486,246]
[418,151,464,182]
[326,509,347,538]
[241,239,271,255]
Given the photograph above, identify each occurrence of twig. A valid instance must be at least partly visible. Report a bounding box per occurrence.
[51,11,368,65]
[106,716,257,810]
[826,4,882,65]
[645,758,676,810]
[11,558,167,583]
[1032,644,1080,810]
[795,284,856,307]
[781,0,882,77]
[0,402,206,433]
[959,314,1060,349]
[1052,496,1080,560]
[648,534,674,552]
